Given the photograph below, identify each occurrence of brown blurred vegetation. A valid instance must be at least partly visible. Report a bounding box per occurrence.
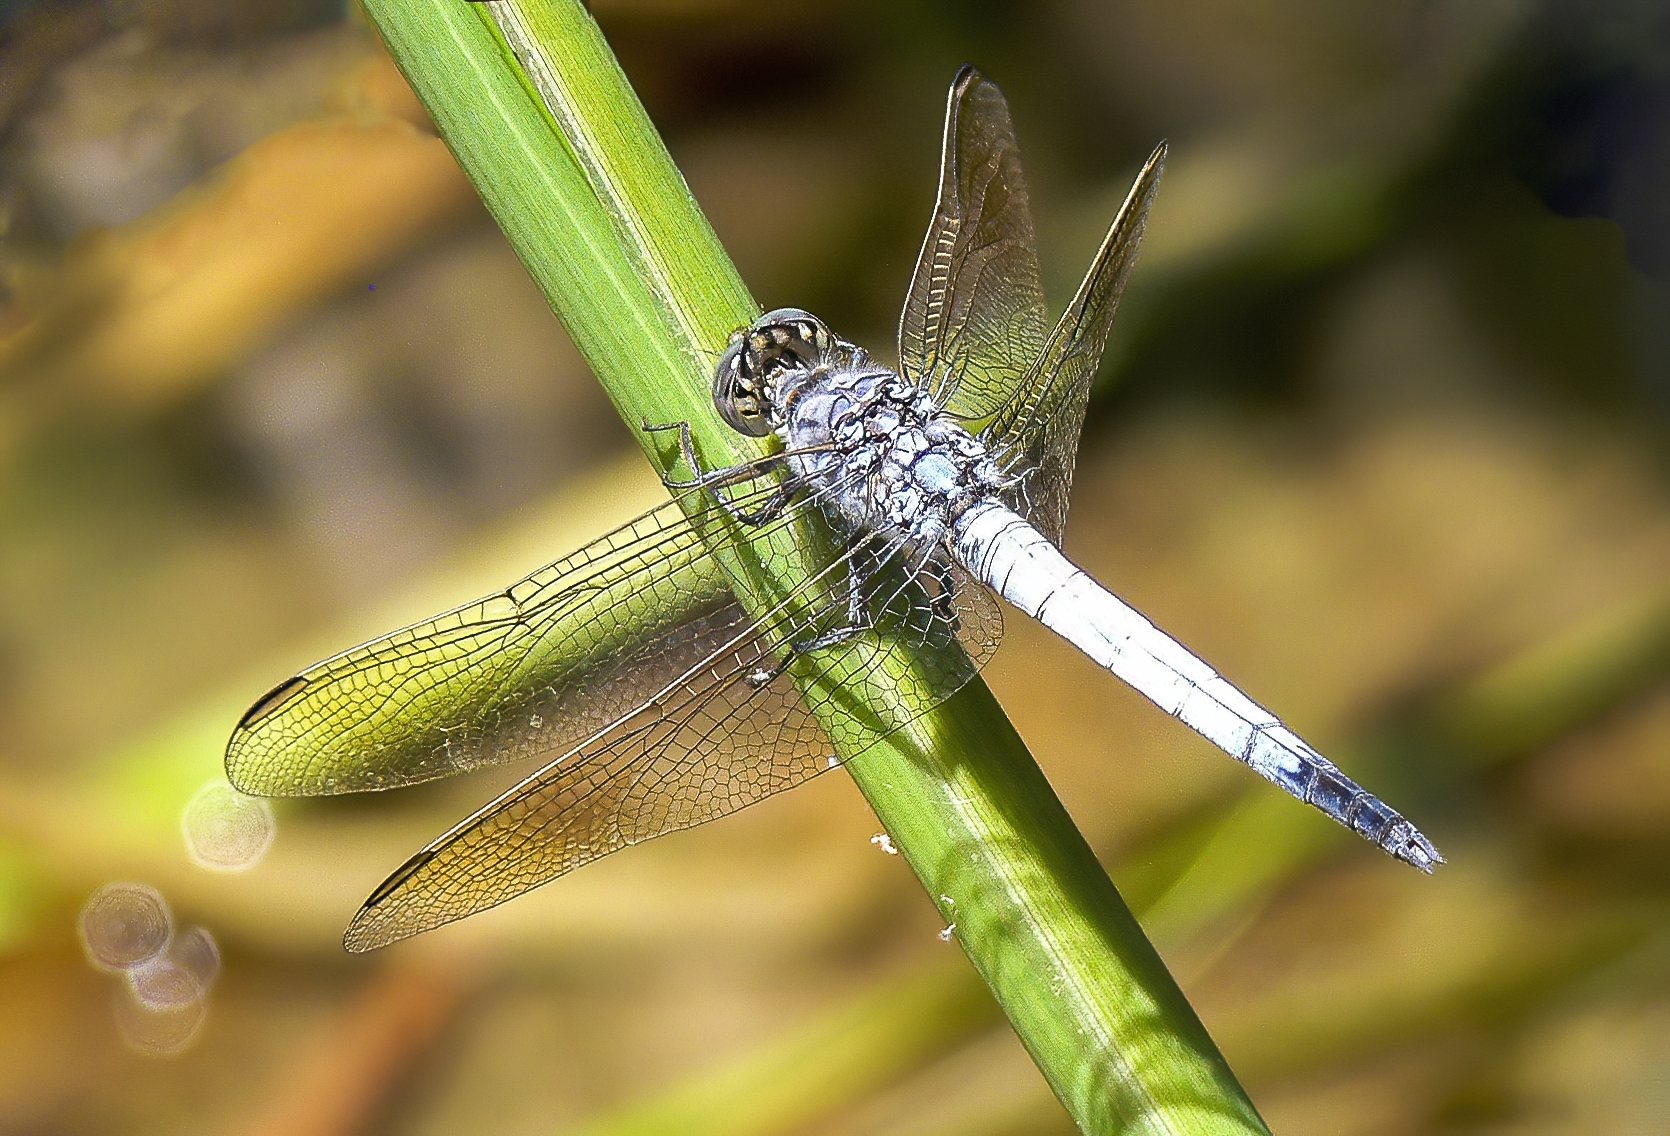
[1,0,1668,1133]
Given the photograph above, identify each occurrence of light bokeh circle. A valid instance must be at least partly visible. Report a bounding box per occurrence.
[80,883,172,972]
[181,780,275,871]
[127,958,203,1010]
[112,984,206,1056]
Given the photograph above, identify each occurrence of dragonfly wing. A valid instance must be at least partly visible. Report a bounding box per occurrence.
[342,527,991,951]
[898,65,1048,421]
[227,470,804,796]
[983,143,1165,545]
[341,600,835,951]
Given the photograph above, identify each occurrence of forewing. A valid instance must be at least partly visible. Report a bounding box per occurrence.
[984,143,1165,544]
[226,472,798,796]
[898,65,1048,421]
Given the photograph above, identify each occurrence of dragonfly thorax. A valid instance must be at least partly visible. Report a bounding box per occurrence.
[720,309,1007,547]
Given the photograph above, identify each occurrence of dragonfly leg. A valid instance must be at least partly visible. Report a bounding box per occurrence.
[642,419,721,487]
[790,553,874,655]
[742,597,870,693]
[788,619,868,657]
[842,551,873,632]
[744,552,876,693]
[728,480,804,525]
[642,419,802,524]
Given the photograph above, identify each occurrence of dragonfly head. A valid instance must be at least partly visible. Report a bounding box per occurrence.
[714,308,832,438]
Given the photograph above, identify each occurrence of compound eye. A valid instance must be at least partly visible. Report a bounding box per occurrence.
[751,308,830,371]
[712,341,773,437]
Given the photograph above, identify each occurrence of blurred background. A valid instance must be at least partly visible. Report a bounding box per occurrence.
[1,0,1668,1132]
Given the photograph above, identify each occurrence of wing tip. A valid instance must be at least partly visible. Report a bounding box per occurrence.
[342,919,396,954]
[1134,141,1168,202]
[222,741,311,799]
[342,920,391,954]
[222,741,274,798]
[342,848,439,953]
[366,848,437,909]
[225,675,314,793]
[234,675,309,732]
[948,64,1006,121]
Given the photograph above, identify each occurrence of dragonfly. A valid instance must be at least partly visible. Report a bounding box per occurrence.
[226,66,1441,952]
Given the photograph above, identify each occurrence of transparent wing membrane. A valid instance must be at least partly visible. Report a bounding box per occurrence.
[896,65,1165,548]
[344,575,830,950]
[899,65,1049,425]
[984,143,1165,546]
[227,494,744,796]
[345,536,999,951]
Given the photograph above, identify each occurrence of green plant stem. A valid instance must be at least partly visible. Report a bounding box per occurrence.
[359,1,1266,1131]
